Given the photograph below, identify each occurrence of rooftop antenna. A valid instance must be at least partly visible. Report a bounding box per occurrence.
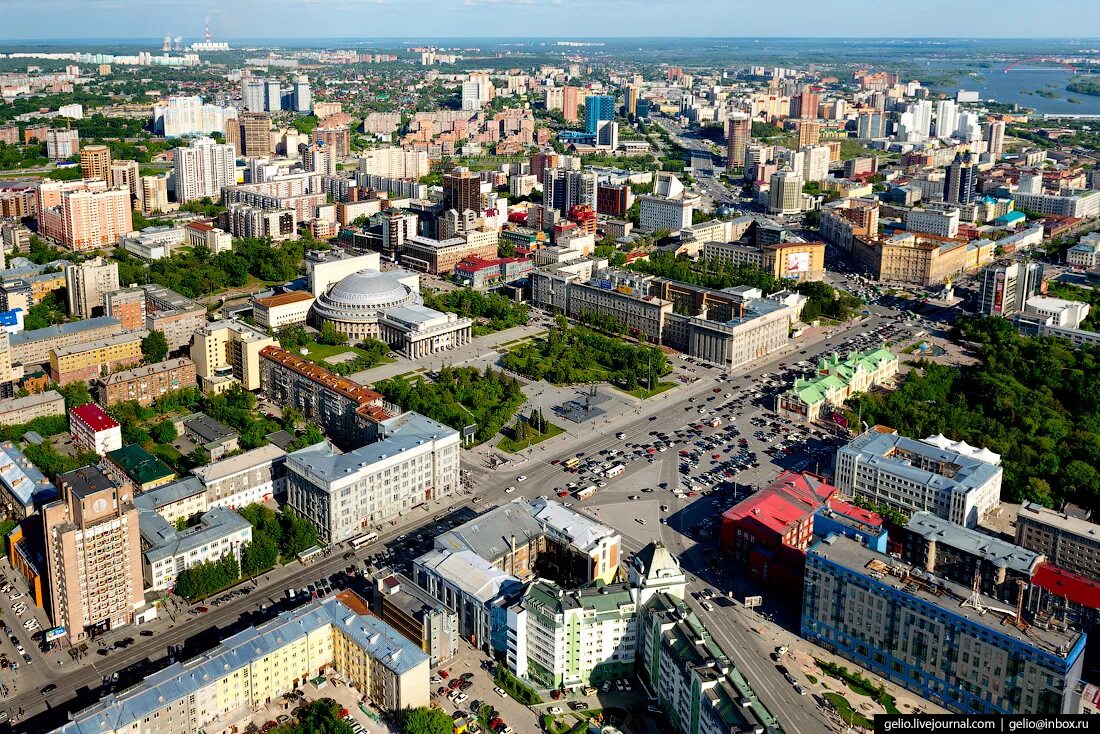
[204,16,212,44]
[961,571,987,614]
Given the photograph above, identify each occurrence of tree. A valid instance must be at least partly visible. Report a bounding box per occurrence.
[57,381,92,411]
[401,707,453,734]
[141,330,170,363]
[277,324,309,349]
[317,321,348,346]
[240,533,279,577]
[151,420,177,444]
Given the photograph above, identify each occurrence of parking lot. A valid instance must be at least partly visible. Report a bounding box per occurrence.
[430,644,540,734]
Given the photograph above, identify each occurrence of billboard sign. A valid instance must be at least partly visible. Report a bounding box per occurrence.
[992,271,1006,313]
[45,626,66,641]
[786,252,811,274]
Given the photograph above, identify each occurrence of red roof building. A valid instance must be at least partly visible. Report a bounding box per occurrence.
[69,403,122,455]
[1030,563,1100,630]
[720,471,837,588]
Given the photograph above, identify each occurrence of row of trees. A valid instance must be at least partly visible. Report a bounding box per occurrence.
[422,288,530,334]
[847,316,1100,512]
[501,318,670,391]
[376,366,526,444]
[174,553,240,601]
[238,503,319,563]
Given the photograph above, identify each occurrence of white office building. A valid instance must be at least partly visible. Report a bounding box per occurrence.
[154,96,238,139]
[192,444,287,510]
[286,411,460,543]
[905,207,961,238]
[834,428,1002,528]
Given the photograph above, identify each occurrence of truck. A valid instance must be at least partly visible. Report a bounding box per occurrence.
[604,464,625,478]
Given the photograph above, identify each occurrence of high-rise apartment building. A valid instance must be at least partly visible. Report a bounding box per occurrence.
[625,85,639,117]
[153,95,237,138]
[443,168,483,214]
[543,168,597,215]
[562,86,579,122]
[796,120,820,148]
[944,151,978,205]
[856,110,886,139]
[36,179,133,252]
[585,95,616,134]
[800,145,830,183]
[265,79,282,112]
[41,466,144,642]
[141,174,169,214]
[983,120,1005,158]
[797,86,820,119]
[242,79,266,112]
[292,76,311,113]
[79,144,111,180]
[726,112,750,169]
[239,112,272,157]
[108,159,141,208]
[46,128,80,160]
[173,136,237,203]
[313,126,350,158]
[64,256,120,319]
[461,81,482,111]
[935,100,959,139]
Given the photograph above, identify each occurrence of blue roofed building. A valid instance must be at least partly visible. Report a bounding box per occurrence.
[0,439,57,518]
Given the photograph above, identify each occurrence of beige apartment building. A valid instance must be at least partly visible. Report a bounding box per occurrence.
[48,330,146,385]
[190,319,275,393]
[64,256,120,318]
[41,466,144,642]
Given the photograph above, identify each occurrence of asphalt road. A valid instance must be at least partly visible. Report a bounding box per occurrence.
[13,300,903,733]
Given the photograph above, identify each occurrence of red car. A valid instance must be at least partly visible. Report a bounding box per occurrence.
[551,458,561,465]
[713,388,721,393]
[196,606,209,613]
[440,670,449,678]
[449,679,462,690]
[490,718,504,731]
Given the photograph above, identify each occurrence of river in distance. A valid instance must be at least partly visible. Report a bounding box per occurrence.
[931,63,1100,116]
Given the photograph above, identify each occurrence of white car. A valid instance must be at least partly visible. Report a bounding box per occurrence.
[505,486,516,493]
[493,686,508,698]
[455,693,468,703]
[516,475,527,482]
[23,619,37,630]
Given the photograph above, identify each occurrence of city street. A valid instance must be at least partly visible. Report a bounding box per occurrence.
[6,299,909,733]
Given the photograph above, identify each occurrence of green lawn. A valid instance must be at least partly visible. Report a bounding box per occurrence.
[298,339,394,367]
[616,381,676,399]
[823,693,872,730]
[497,421,565,453]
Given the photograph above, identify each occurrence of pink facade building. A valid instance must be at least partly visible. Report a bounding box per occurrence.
[36,179,133,252]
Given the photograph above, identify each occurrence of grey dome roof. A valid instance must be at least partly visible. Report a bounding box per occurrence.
[323,270,412,308]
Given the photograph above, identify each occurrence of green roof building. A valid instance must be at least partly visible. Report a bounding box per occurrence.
[104,444,177,492]
[510,579,636,690]
[778,347,898,423]
[639,593,780,734]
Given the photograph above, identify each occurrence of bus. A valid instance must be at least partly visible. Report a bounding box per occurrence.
[604,464,625,478]
[563,456,581,468]
[574,485,597,500]
[350,532,379,549]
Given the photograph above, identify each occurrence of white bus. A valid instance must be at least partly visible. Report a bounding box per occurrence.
[604,464,625,478]
[350,532,379,549]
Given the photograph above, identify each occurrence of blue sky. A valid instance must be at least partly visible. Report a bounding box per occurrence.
[1,0,1099,40]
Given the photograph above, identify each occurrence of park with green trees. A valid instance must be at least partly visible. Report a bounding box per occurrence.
[422,288,529,335]
[847,316,1100,512]
[500,317,670,391]
[375,366,526,444]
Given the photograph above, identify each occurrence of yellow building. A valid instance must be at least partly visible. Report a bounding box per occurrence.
[48,331,145,384]
[190,319,275,393]
[821,179,875,199]
[852,232,972,286]
[51,591,430,734]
